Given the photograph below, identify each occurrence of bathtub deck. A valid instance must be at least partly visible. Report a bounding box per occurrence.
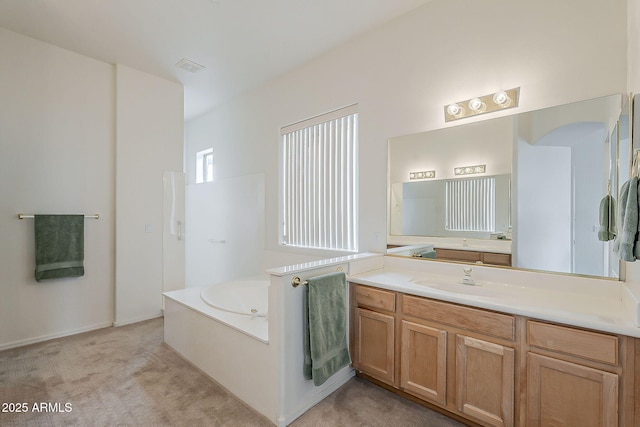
[164,287,269,343]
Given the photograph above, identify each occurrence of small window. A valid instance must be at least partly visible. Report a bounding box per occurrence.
[196,148,214,184]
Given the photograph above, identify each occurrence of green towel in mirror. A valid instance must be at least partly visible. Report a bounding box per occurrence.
[34,214,85,282]
[597,195,616,242]
[303,272,351,386]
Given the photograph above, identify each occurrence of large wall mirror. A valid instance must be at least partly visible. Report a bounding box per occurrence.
[388,94,630,279]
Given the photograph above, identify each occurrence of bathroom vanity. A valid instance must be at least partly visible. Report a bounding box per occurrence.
[348,258,640,427]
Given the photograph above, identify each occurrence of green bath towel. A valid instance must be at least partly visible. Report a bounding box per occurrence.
[303,272,351,386]
[34,214,85,282]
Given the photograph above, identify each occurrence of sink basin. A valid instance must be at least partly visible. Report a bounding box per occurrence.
[411,279,500,297]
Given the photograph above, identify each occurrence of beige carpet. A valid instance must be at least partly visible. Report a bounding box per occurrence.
[0,318,463,427]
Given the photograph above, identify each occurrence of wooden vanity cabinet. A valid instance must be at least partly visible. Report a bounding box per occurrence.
[402,295,516,426]
[349,282,640,427]
[351,285,397,386]
[525,320,623,427]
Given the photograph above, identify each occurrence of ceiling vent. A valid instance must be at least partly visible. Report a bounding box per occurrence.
[176,58,206,73]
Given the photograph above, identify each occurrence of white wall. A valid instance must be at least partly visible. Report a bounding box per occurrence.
[185,173,266,287]
[0,28,115,348]
[0,29,184,348]
[115,65,184,325]
[186,0,627,259]
[515,141,572,272]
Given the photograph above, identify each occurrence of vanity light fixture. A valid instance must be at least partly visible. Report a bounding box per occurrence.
[409,170,436,180]
[454,164,486,176]
[444,87,520,122]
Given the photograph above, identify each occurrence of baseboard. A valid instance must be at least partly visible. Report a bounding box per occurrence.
[0,321,114,351]
[112,312,163,327]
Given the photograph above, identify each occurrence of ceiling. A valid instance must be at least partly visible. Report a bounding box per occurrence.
[0,0,431,120]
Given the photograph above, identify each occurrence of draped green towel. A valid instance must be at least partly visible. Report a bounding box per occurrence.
[34,214,85,282]
[597,195,616,242]
[303,272,351,386]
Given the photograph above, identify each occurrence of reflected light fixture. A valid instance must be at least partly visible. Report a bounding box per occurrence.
[409,170,436,180]
[454,164,486,176]
[445,87,519,122]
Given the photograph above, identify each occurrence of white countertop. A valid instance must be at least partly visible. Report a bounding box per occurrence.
[348,266,640,338]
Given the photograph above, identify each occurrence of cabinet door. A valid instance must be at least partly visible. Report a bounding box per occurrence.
[456,335,515,427]
[354,307,395,384]
[400,320,447,405]
[527,353,618,427]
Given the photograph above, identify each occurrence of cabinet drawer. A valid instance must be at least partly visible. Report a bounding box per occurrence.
[355,285,396,312]
[403,295,515,341]
[527,321,618,365]
[435,248,481,262]
[481,252,511,266]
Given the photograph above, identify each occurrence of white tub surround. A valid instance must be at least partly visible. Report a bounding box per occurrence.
[350,256,640,337]
[267,253,382,426]
[164,287,268,343]
[164,296,274,419]
[163,253,383,427]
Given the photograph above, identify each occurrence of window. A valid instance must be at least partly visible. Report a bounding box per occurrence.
[196,148,213,183]
[445,177,495,232]
[281,105,358,252]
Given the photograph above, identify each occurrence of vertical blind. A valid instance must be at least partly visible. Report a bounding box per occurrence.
[446,177,496,232]
[281,105,358,251]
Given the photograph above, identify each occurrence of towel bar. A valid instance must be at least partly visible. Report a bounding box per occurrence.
[291,276,307,288]
[291,267,345,287]
[18,213,100,220]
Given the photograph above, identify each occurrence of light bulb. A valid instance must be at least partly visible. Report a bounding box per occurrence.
[468,98,485,112]
[447,103,462,116]
[493,91,510,107]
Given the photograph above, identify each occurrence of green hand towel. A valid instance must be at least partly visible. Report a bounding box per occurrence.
[303,272,351,386]
[34,214,85,282]
[597,195,616,242]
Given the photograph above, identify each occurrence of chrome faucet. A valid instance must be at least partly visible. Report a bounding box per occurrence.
[462,266,476,286]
